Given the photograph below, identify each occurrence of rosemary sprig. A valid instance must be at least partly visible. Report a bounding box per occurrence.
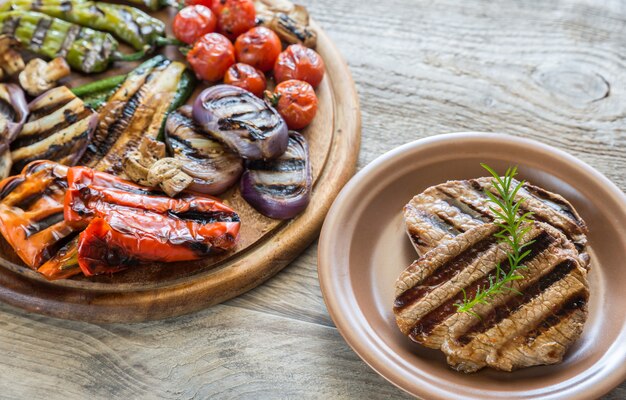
[454,164,534,316]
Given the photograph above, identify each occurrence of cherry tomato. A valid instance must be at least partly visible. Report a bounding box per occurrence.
[234,27,281,72]
[184,0,213,8]
[224,63,267,97]
[268,80,318,130]
[211,0,256,41]
[173,5,217,45]
[274,44,325,89]
[187,33,235,82]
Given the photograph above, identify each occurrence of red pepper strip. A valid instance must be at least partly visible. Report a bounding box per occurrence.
[0,161,77,268]
[37,237,81,280]
[65,166,241,276]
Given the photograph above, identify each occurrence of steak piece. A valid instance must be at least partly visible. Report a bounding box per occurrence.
[403,178,588,260]
[393,221,589,372]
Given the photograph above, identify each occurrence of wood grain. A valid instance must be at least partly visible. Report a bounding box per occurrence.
[1,0,624,398]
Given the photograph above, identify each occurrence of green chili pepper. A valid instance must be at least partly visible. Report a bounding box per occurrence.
[0,11,128,73]
[10,0,165,51]
[124,0,174,11]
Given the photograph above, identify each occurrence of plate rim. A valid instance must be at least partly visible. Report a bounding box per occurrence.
[318,131,626,399]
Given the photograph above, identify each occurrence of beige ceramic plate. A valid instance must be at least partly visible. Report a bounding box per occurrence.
[318,132,626,400]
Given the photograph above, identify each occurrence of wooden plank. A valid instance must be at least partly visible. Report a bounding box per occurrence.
[0,301,408,399]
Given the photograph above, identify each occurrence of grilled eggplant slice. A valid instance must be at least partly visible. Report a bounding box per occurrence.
[10,86,97,174]
[0,160,77,268]
[165,105,243,195]
[80,56,194,175]
[0,83,28,178]
[240,131,311,219]
[193,85,288,160]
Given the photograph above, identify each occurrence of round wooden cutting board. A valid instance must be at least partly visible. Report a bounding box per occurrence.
[0,16,361,322]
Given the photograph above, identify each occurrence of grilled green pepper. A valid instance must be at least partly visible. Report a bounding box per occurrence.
[0,11,148,73]
[124,0,173,11]
[10,0,165,50]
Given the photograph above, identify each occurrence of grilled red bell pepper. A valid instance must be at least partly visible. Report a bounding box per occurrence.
[65,166,240,276]
[0,160,76,268]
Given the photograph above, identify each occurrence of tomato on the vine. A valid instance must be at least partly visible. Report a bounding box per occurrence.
[224,63,267,97]
[234,27,282,72]
[267,80,318,130]
[211,0,256,41]
[187,33,235,82]
[274,44,325,89]
[173,5,217,45]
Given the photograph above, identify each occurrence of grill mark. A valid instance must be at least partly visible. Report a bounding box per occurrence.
[475,181,581,247]
[168,210,240,224]
[436,187,492,223]
[408,230,555,341]
[0,177,25,199]
[12,129,90,173]
[246,158,305,172]
[23,212,64,238]
[394,235,498,312]
[30,17,51,50]
[456,259,577,345]
[525,293,588,345]
[416,208,462,237]
[59,25,80,57]
[523,184,585,228]
[15,108,92,148]
[13,181,66,211]
[255,183,304,197]
[1,16,20,35]
[60,0,73,12]
[433,210,469,234]
[28,96,74,122]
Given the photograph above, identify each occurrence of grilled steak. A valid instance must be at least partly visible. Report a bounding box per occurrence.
[394,221,589,372]
[404,178,588,260]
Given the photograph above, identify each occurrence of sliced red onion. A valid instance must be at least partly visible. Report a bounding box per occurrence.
[192,84,288,160]
[165,105,243,195]
[0,84,28,178]
[240,131,311,219]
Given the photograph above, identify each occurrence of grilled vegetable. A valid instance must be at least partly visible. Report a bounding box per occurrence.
[234,26,281,72]
[0,35,25,76]
[173,5,217,45]
[0,83,28,178]
[186,32,235,82]
[10,0,166,51]
[212,0,256,41]
[124,0,172,11]
[0,160,76,268]
[19,57,70,96]
[80,56,194,173]
[240,131,311,219]
[0,11,145,73]
[65,166,241,276]
[266,79,318,130]
[224,63,267,97]
[11,86,97,174]
[274,44,325,89]
[193,84,288,160]
[164,105,243,195]
[254,0,317,48]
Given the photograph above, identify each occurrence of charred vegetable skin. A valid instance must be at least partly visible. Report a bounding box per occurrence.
[0,161,75,269]
[80,56,195,173]
[0,11,117,73]
[165,105,243,195]
[65,167,241,276]
[193,84,288,160]
[10,0,165,50]
[241,131,311,219]
[11,86,97,174]
[0,84,28,178]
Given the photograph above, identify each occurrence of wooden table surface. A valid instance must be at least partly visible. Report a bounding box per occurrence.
[1,0,625,398]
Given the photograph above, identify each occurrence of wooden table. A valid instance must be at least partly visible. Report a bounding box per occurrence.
[1,0,624,398]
